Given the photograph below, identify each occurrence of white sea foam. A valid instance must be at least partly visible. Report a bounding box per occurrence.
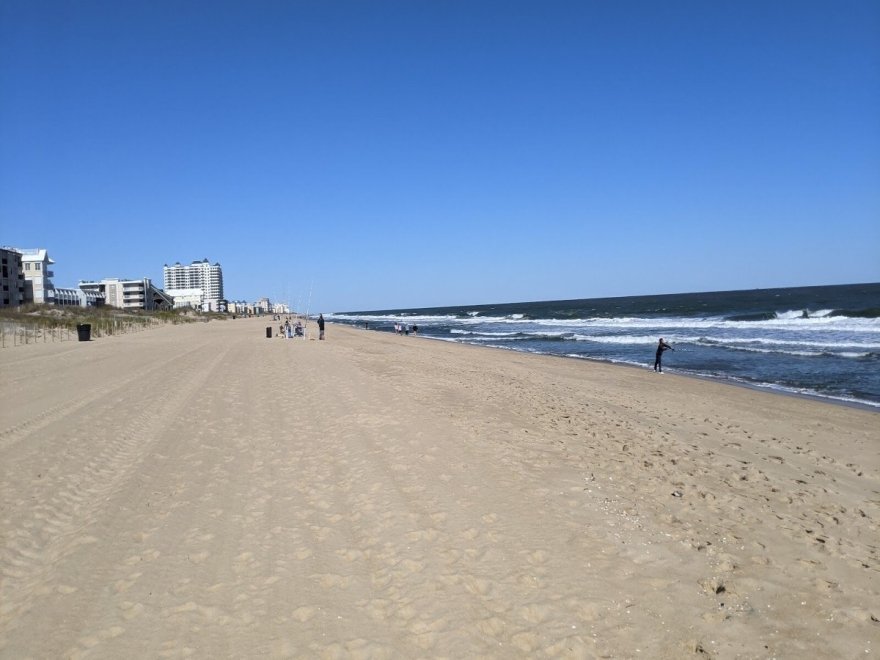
[775,308,837,320]
[449,329,521,336]
[694,336,880,350]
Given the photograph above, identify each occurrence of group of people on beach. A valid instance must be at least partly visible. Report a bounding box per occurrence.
[278,317,304,339]
[393,322,417,336]
[275,313,325,340]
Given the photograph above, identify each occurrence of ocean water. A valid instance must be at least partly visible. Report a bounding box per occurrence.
[328,283,880,409]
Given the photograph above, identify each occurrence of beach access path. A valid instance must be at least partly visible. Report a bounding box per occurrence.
[1,318,877,658]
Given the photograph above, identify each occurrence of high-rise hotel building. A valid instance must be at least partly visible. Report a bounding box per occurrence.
[163,259,224,308]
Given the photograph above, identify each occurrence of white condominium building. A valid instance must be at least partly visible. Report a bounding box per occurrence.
[164,259,224,305]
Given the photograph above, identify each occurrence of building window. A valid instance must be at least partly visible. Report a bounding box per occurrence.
[25,263,30,271]
[35,263,41,271]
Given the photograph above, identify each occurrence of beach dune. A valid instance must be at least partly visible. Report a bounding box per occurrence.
[1,318,877,658]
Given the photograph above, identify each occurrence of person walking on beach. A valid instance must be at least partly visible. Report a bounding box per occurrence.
[654,338,674,372]
[317,314,325,340]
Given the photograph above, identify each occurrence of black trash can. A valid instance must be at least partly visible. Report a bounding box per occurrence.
[266,326,272,339]
[76,323,91,341]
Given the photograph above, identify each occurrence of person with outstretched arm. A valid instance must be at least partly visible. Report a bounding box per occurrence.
[654,338,674,372]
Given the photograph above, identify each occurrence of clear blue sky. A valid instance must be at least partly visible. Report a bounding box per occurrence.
[2,1,878,312]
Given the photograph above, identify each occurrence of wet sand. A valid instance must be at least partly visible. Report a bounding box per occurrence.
[1,318,878,658]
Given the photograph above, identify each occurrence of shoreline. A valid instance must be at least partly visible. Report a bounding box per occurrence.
[379,327,880,413]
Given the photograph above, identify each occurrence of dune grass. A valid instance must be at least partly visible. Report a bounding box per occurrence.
[0,305,225,346]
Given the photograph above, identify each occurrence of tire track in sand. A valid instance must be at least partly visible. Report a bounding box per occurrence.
[0,343,216,452]
[0,341,231,637]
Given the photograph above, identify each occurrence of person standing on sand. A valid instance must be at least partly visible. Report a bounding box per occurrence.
[318,314,325,340]
[654,338,674,372]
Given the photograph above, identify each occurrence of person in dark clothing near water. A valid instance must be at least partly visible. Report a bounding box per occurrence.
[654,338,674,372]
[317,314,325,340]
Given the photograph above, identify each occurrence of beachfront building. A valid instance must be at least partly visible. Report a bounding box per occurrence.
[79,278,173,311]
[228,300,248,316]
[231,299,269,316]
[0,247,26,307]
[18,249,56,305]
[201,299,227,313]
[226,299,274,316]
[168,287,203,310]
[163,259,224,310]
[54,287,105,308]
[254,297,271,315]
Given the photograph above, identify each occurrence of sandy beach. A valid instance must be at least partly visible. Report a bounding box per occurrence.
[1,317,877,659]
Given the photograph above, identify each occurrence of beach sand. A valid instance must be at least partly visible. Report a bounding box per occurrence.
[1,318,877,658]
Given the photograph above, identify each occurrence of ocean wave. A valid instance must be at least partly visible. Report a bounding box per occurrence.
[570,333,662,344]
[453,330,573,342]
[725,312,777,321]
[526,315,880,334]
[715,346,876,359]
[331,312,880,334]
[565,333,880,351]
[726,309,836,321]
[832,307,880,319]
[774,309,837,320]
[691,336,880,350]
[449,328,520,336]
[453,332,880,359]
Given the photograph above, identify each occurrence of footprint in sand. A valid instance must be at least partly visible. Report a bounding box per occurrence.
[362,598,392,621]
[526,549,550,565]
[313,573,351,589]
[291,606,315,622]
[406,528,440,543]
[119,601,145,620]
[461,575,494,596]
[336,548,366,562]
[519,602,552,624]
[511,631,539,653]
[113,572,143,593]
[475,616,507,636]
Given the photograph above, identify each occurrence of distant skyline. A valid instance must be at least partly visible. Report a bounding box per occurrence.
[2,1,878,312]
